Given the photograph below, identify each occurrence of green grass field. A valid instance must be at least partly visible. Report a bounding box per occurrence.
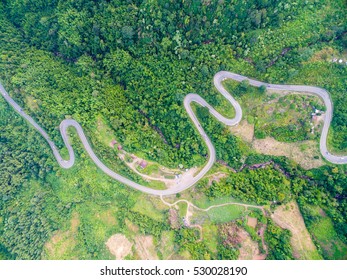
[207,204,246,224]
[305,206,347,260]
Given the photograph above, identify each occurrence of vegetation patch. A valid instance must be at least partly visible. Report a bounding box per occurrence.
[207,205,245,224]
[43,212,80,260]
[238,228,266,260]
[224,80,324,143]
[253,137,323,169]
[272,202,322,260]
[134,235,158,260]
[300,205,347,260]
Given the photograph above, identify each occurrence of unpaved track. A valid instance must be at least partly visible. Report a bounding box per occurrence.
[1,71,345,196]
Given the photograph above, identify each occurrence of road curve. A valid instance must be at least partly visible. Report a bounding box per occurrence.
[1,71,346,196]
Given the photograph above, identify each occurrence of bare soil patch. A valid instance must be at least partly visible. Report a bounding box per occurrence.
[230,120,254,143]
[207,172,227,187]
[135,235,158,260]
[125,219,139,233]
[229,119,323,169]
[253,137,323,169]
[168,208,180,229]
[247,217,257,229]
[271,202,321,260]
[106,234,133,260]
[238,228,266,260]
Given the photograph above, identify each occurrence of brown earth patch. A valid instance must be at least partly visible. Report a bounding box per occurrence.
[253,137,323,169]
[106,234,133,260]
[229,120,323,169]
[168,208,180,229]
[125,219,139,233]
[271,202,322,260]
[238,228,266,260]
[247,217,257,229]
[230,120,254,143]
[207,172,227,187]
[134,235,158,260]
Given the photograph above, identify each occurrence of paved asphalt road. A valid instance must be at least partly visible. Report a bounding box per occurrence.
[1,71,346,196]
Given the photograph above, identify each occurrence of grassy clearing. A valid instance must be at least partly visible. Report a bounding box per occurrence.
[223,80,322,143]
[158,230,175,259]
[310,217,347,259]
[95,116,117,148]
[178,202,188,218]
[141,163,160,175]
[43,212,80,260]
[201,221,218,254]
[305,205,347,260]
[207,204,246,224]
[193,195,256,209]
[25,95,39,111]
[211,87,236,119]
[132,197,166,222]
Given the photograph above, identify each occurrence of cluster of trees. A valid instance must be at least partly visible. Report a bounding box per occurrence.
[202,165,292,205]
[202,157,347,245]
[175,227,213,260]
[3,0,308,60]
[264,219,293,260]
[127,211,169,238]
[196,106,243,168]
[300,166,347,241]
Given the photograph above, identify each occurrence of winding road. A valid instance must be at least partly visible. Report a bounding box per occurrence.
[1,71,346,196]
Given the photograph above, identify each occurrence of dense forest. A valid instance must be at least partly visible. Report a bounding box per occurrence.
[0,0,346,260]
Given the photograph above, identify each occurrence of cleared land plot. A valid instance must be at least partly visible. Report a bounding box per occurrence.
[207,204,245,224]
[247,217,257,229]
[134,235,158,260]
[238,228,266,260]
[106,234,133,260]
[224,80,324,142]
[223,80,325,169]
[253,137,324,169]
[272,202,322,260]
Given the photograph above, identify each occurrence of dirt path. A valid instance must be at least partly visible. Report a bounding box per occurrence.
[161,196,265,214]
[161,196,265,241]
